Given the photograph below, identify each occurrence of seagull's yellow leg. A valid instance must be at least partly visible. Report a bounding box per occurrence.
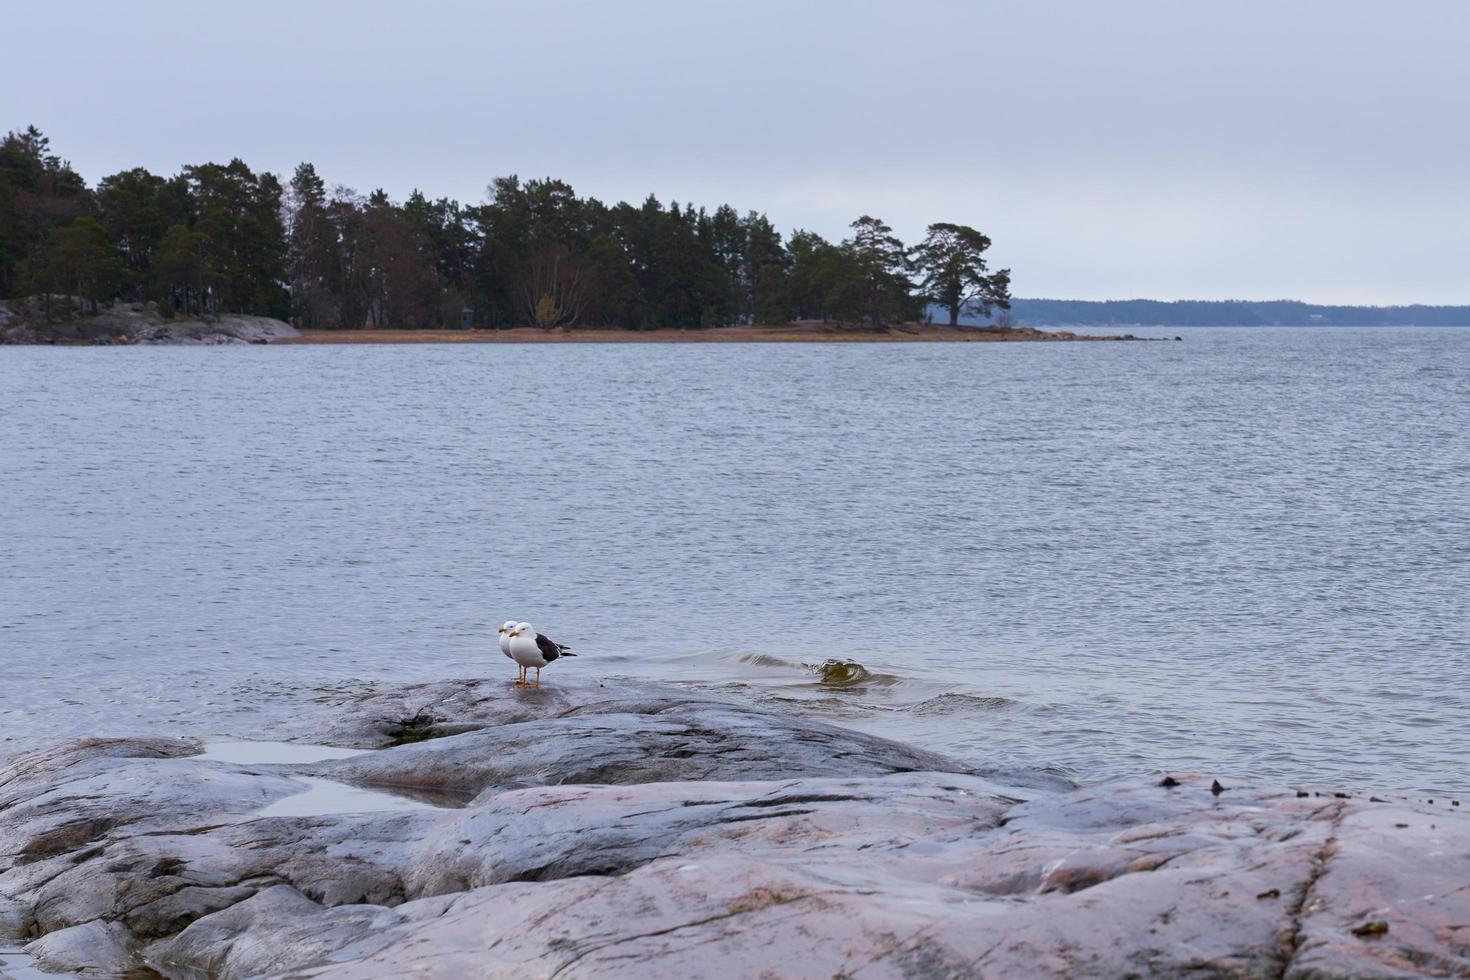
[534,667,541,688]
[515,665,525,686]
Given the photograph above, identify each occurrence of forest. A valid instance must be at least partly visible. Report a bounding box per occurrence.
[0,127,1010,331]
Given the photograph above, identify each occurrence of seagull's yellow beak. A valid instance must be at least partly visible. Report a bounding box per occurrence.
[508,630,519,637]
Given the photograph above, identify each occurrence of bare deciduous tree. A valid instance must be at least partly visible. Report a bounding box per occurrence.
[520,244,591,328]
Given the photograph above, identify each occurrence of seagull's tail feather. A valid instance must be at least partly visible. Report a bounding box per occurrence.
[561,647,577,657]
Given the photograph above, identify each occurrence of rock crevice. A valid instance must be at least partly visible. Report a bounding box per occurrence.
[1273,800,1346,979]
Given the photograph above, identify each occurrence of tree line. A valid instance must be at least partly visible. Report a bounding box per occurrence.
[0,126,1010,330]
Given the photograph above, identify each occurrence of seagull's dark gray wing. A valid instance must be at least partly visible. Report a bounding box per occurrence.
[536,633,575,661]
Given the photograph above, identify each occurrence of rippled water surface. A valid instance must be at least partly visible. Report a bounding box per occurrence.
[3,329,1468,792]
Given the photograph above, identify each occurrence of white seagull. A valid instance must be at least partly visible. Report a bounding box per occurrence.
[497,621,517,662]
[507,622,576,688]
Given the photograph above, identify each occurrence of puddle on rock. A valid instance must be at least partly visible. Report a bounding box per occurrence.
[188,738,469,817]
[0,946,51,980]
[194,739,369,765]
[252,777,453,818]
[1,944,163,979]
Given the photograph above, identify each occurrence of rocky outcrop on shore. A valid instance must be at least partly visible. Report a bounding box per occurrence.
[0,300,297,345]
[1,678,1466,978]
[131,314,298,345]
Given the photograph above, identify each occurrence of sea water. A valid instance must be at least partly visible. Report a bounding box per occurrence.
[2,328,1467,792]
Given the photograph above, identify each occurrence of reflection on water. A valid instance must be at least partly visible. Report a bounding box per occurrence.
[186,739,471,816]
[2,328,1468,793]
[251,776,455,818]
[0,947,48,980]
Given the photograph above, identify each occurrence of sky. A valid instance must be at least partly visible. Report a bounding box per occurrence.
[4,0,1468,305]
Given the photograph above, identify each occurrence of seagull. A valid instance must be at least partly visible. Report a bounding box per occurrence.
[507,622,576,688]
[497,620,519,681]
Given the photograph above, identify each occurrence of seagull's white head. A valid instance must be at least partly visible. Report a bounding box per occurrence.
[498,620,516,636]
[512,621,534,638]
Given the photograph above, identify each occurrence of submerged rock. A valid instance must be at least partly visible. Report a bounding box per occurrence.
[0,677,1466,978]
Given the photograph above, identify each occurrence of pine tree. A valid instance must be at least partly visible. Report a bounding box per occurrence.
[841,216,917,326]
[0,126,91,299]
[913,222,1010,325]
[96,167,191,302]
[182,159,287,317]
[742,212,789,324]
[286,162,339,327]
[153,224,213,317]
[43,216,124,314]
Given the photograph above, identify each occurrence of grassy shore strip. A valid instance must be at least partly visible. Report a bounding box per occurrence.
[277,322,1144,344]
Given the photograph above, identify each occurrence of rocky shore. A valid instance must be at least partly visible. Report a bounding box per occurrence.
[1,677,1466,978]
[0,301,298,346]
[1,301,1153,346]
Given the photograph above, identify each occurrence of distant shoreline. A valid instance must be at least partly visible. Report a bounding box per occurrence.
[275,322,1150,345]
[1006,298,1470,327]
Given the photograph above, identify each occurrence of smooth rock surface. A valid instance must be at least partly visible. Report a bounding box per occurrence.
[133,314,299,345]
[0,299,298,345]
[1,677,1466,978]
[25,920,135,975]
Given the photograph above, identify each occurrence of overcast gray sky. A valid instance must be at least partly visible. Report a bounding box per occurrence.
[4,0,1467,304]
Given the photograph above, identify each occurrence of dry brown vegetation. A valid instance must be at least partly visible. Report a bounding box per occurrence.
[277,321,1140,345]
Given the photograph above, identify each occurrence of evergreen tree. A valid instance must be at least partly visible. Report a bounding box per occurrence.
[786,229,837,321]
[327,187,371,330]
[96,167,191,302]
[336,188,449,330]
[913,222,1010,325]
[285,162,339,327]
[741,212,789,324]
[43,216,123,314]
[837,216,917,326]
[402,189,476,322]
[0,126,91,299]
[182,159,288,317]
[154,224,213,316]
[701,204,745,323]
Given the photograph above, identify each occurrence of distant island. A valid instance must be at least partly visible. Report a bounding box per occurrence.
[983,298,1470,327]
[6,126,1459,343]
[0,126,1012,339]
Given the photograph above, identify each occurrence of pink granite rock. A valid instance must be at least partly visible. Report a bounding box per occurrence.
[0,679,1464,978]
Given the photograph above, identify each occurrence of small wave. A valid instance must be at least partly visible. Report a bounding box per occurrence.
[806,659,908,688]
[759,693,883,715]
[734,653,800,669]
[815,659,870,686]
[730,653,905,687]
[908,693,1018,714]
